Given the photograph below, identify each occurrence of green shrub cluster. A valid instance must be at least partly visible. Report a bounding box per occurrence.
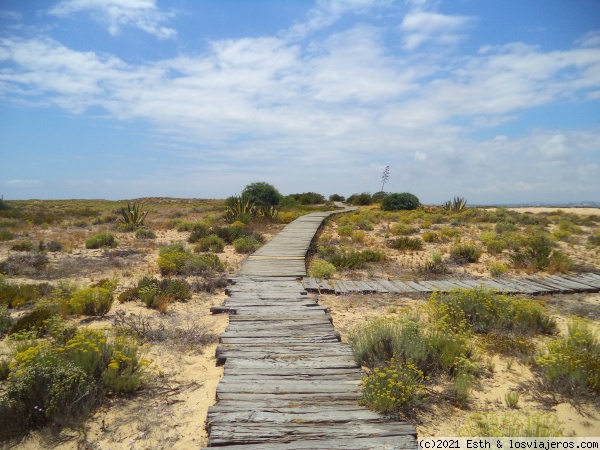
[188,223,263,246]
[536,319,600,397]
[450,244,482,263]
[69,287,113,316]
[381,193,420,211]
[429,289,557,336]
[233,236,263,253]
[360,358,427,413]
[135,228,156,239]
[285,192,326,205]
[318,245,384,270]
[347,192,373,206]
[509,233,572,273]
[118,276,191,310]
[85,233,117,249]
[10,241,33,252]
[195,234,226,253]
[308,260,336,279]
[0,325,150,441]
[156,244,224,276]
[390,223,416,235]
[422,231,439,243]
[0,277,52,308]
[389,237,423,251]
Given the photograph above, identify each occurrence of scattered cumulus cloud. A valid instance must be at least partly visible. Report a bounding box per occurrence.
[48,0,176,39]
[400,11,474,50]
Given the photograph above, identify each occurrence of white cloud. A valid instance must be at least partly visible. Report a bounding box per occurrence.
[48,0,176,39]
[400,11,474,50]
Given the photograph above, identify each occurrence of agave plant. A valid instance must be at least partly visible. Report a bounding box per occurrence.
[442,196,468,212]
[223,193,258,224]
[257,205,279,220]
[119,203,148,227]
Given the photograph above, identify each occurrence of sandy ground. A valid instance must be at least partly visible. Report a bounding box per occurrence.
[2,206,600,447]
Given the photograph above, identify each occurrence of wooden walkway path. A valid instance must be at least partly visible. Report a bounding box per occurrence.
[205,207,417,449]
[238,204,355,277]
[302,273,600,296]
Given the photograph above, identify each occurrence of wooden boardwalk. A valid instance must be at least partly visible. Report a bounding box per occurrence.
[206,277,417,449]
[205,207,417,449]
[238,204,355,277]
[302,273,600,296]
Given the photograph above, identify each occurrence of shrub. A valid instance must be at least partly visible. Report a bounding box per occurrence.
[329,194,345,202]
[536,319,600,397]
[495,222,517,234]
[0,278,46,308]
[85,233,117,249]
[308,260,336,279]
[69,287,113,316]
[422,231,440,242]
[318,246,384,270]
[484,238,506,255]
[233,236,262,253]
[195,234,225,253]
[184,253,224,275]
[157,249,188,276]
[337,224,353,237]
[348,192,373,206]
[242,181,282,207]
[8,306,57,335]
[360,359,427,413]
[430,289,557,336]
[356,220,374,231]
[0,328,150,440]
[11,241,33,252]
[390,223,416,235]
[381,193,420,211]
[440,227,461,241]
[223,194,258,224]
[348,316,472,376]
[450,244,482,263]
[351,230,366,243]
[135,228,156,239]
[288,192,326,205]
[390,237,423,251]
[0,305,12,335]
[509,233,572,272]
[489,262,508,277]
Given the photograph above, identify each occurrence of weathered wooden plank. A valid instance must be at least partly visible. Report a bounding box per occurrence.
[207,421,416,446]
[390,280,418,293]
[527,277,575,293]
[404,281,432,293]
[331,280,348,295]
[203,435,416,449]
[220,336,341,345]
[416,280,441,291]
[228,314,333,323]
[316,279,335,294]
[568,274,600,288]
[223,356,359,370]
[548,275,598,291]
[374,279,401,293]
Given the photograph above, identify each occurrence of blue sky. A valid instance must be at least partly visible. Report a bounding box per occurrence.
[1,0,599,204]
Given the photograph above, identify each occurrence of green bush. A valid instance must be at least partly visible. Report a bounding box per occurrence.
[308,260,336,279]
[389,237,423,251]
[69,287,113,316]
[318,246,384,270]
[329,194,345,202]
[348,192,373,206]
[185,253,224,275]
[337,224,353,237]
[8,307,57,335]
[495,222,517,234]
[85,233,117,249]
[361,359,427,413]
[536,319,600,397]
[489,262,508,277]
[242,181,282,207]
[484,238,506,255]
[157,250,188,276]
[450,244,482,263]
[0,328,150,440]
[381,193,420,211]
[390,223,416,235]
[233,236,262,253]
[348,316,472,376]
[509,233,572,272]
[0,278,48,308]
[440,226,462,241]
[195,234,225,253]
[430,289,557,336]
[135,228,156,239]
[422,231,439,242]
